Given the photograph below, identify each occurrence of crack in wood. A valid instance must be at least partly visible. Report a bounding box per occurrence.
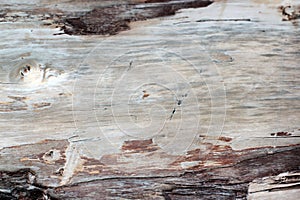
[196,18,252,22]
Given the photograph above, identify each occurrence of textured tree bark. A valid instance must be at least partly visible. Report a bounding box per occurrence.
[0,0,299,199]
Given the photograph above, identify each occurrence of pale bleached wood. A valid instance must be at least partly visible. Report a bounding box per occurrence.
[0,0,299,199]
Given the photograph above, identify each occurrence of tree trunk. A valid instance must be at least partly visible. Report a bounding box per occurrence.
[0,0,299,199]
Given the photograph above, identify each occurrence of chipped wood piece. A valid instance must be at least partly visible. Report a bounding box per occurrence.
[248,171,300,200]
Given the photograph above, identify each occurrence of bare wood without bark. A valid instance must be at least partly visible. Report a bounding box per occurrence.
[0,0,299,199]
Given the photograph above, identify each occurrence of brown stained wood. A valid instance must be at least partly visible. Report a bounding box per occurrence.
[121,139,160,152]
[61,0,213,35]
[0,0,300,199]
[1,140,299,199]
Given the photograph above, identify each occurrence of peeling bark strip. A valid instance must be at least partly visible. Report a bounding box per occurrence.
[1,141,300,199]
[62,0,213,35]
[49,146,300,199]
[0,169,51,200]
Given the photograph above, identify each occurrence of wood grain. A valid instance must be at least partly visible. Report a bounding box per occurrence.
[0,0,299,199]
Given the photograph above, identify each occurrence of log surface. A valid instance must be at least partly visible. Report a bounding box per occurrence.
[0,0,300,199]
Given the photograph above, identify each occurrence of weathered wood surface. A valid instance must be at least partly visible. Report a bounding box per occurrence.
[0,0,300,199]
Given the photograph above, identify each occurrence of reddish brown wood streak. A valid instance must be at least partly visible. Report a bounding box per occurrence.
[1,140,299,199]
[122,139,159,153]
